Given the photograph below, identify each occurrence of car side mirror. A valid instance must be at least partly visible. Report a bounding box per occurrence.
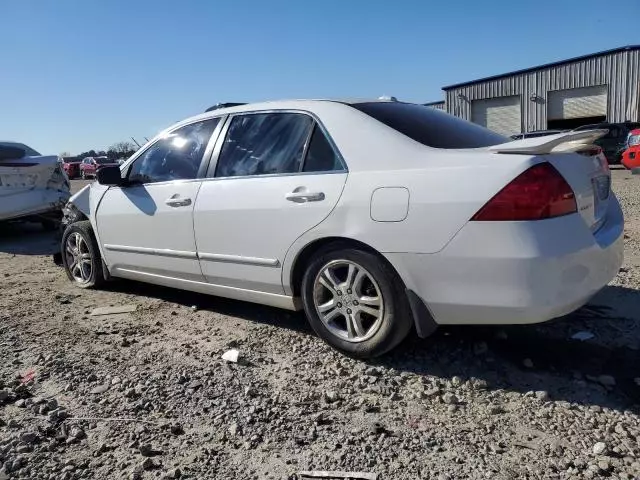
[96,165,125,186]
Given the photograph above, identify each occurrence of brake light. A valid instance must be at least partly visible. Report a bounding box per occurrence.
[471,163,577,221]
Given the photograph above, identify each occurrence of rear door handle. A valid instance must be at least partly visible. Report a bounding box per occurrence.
[285,191,325,203]
[165,196,192,207]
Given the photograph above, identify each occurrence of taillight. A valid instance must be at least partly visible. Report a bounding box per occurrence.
[471,163,577,221]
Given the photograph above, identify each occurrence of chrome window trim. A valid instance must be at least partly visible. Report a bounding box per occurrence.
[205,109,348,179]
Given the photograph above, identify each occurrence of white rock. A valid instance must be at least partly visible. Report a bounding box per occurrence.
[592,442,607,455]
[221,349,239,363]
[571,331,595,341]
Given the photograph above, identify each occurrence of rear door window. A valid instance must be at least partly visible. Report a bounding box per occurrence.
[214,113,314,177]
[350,102,508,149]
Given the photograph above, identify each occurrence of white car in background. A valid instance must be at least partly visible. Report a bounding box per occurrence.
[59,99,623,358]
[0,141,70,230]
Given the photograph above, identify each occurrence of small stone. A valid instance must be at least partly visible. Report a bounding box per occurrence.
[111,377,122,385]
[139,443,160,457]
[91,384,109,394]
[451,376,462,387]
[166,467,181,479]
[47,398,58,410]
[442,393,458,405]
[8,419,21,429]
[228,423,241,437]
[488,405,504,415]
[389,392,400,401]
[597,460,610,472]
[593,442,607,455]
[170,423,184,435]
[535,390,550,401]
[20,431,39,444]
[14,399,26,408]
[473,342,488,355]
[70,427,86,440]
[186,380,202,390]
[0,390,9,402]
[598,375,616,387]
[424,386,440,397]
[141,458,155,471]
[324,391,339,403]
[523,358,534,368]
[87,373,98,382]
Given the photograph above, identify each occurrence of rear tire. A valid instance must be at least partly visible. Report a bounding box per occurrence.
[301,246,413,358]
[61,221,105,289]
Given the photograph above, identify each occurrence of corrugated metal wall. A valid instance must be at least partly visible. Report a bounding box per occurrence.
[425,101,445,110]
[444,49,640,132]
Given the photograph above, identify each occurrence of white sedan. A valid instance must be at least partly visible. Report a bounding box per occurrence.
[60,99,623,358]
[1,141,70,229]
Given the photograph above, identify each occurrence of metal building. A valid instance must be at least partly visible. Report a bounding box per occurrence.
[440,45,640,136]
[423,100,445,110]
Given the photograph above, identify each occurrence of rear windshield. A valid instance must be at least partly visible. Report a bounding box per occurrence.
[0,141,41,157]
[350,102,508,149]
[95,157,111,164]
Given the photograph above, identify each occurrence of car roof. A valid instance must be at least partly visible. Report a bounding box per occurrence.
[166,98,401,133]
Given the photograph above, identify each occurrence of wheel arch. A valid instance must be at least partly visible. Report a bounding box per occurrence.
[288,236,385,298]
[286,235,438,339]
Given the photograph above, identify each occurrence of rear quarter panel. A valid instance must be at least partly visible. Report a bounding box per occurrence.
[281,150,537,295]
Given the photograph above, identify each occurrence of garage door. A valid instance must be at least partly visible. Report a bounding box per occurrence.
[547,85,607,120]
[471,96,521,136]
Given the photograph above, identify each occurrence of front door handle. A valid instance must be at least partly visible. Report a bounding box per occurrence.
[165,196,192,207]
[285,190,325,203]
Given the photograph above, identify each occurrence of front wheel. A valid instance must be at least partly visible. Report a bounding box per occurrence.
[301,247,413,358]
[61,221,105,289]
[81,170,86,180]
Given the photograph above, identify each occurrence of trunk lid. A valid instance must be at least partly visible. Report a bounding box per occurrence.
[0,155,67,197]
[490,130,611,231]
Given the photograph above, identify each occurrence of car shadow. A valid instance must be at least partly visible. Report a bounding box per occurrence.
[103,279,313,335]
[375,284,640,413]
[0,221,59,255]
[105,278,640,413]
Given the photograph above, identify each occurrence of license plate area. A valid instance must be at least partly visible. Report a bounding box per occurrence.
[0,173,38,188]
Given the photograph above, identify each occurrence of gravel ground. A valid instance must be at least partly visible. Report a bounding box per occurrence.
[0,170,639,480]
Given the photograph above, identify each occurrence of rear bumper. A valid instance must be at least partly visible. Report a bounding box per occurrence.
[386,195,624,325]
[0,189,70,222]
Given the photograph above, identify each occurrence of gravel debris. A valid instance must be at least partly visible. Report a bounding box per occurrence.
[0,171,639,479]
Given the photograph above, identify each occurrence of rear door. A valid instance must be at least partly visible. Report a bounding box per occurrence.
[193,112,347,294]
[95,118,222,281]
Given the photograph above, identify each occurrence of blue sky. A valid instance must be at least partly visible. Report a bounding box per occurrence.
[1,0,638,154]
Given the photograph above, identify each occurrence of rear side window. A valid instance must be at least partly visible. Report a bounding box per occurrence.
[302,126,343,173]
[351,102,508,149]
[215,113,313,177]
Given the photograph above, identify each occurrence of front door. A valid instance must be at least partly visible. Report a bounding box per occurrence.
[95,118,221,281]
[193,112,348,294]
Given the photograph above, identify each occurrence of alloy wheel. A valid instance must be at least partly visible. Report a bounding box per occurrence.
[313,260,384,343]
[65,232,92,283]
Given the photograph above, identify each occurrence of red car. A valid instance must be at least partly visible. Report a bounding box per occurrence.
[61,156,82,179]
[79,156,119,179]
[621,129,640,170]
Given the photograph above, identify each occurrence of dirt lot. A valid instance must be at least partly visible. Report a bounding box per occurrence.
[1,171,639,480]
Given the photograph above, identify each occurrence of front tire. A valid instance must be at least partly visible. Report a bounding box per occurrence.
[61,221,105,289]
[301,246,413,358]
[81,170,86,180]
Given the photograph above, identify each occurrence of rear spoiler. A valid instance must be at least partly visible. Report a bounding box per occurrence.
[490,129,609,155]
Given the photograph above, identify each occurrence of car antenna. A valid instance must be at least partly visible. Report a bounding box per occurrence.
[130,137,142,148]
